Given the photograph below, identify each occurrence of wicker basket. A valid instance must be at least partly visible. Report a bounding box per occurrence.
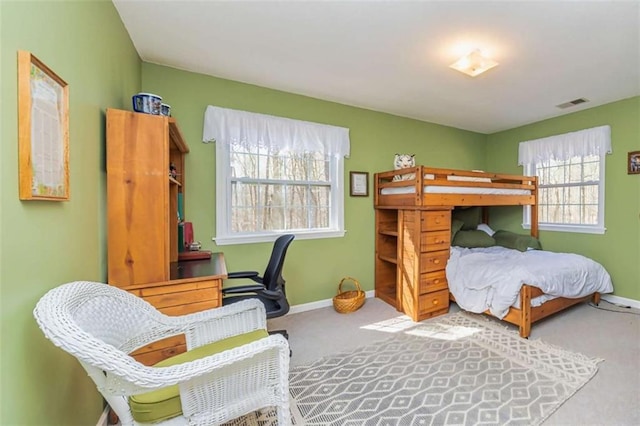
[333,277,366,314]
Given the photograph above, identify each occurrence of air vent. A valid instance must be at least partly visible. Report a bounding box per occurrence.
[556,98,590,109]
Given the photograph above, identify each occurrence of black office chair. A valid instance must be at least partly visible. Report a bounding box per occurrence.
[222,234,295,339]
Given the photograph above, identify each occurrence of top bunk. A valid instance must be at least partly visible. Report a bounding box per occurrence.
[374,166,537,209]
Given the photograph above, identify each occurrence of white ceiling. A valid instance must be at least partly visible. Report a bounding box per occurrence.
[112,0,640,134]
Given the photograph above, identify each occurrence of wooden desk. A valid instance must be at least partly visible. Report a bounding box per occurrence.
[125,253,227,365]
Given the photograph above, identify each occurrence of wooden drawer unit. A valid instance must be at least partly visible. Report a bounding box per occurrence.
[421,211,450,231]
[107,110,229,364]
[420,250,449,273]
[421,230,450,252]
[125,279,221,316]
[416,209,451,321]
[375,206,452,323]
[419,270,448,294]
[418,289,449,317]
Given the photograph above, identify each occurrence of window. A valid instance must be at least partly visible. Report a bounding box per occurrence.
[203,106,350,245]
[519,125,611,234]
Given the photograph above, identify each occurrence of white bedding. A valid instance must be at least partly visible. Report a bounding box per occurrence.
[380,175,531,195]
[381,186,531,195]
[446,246,613,319]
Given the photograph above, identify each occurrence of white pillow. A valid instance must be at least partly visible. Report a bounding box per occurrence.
[476,223,495,236]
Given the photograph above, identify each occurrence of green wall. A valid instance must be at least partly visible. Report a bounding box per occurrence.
[486,97,640,301]
[141,63,487,305]
[0,1,140,425]
[2,2,637,425]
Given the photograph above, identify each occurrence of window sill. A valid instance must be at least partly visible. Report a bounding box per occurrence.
[523,223,606,235]
[213,229,346,245]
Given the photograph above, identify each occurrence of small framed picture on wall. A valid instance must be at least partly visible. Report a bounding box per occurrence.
[350,171,369,197]
[628,151,640,175]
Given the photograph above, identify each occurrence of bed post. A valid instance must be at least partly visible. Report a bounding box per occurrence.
[374,172,379,207]
[414,166,423,205]
[519,285,532,338]
[530,176,539,238]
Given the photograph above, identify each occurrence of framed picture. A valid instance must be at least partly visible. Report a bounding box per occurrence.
[350,171,369,197]
[628,151,640,175]
[18,50,70,200]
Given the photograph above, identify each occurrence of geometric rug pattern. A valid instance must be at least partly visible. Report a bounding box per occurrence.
[287,312,601,426]
[225,311,601,426]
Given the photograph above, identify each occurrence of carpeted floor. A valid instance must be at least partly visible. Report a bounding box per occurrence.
[112,298,638,426]
[286,311,601,426]
[227,307,614,426]
[220,297,640,426]
[270,298,639,425]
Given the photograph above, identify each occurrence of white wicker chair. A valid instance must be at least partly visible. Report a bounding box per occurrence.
[33,281,290,425]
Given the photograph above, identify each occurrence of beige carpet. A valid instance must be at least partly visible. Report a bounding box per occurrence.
[273,298,640,425]
[230,310,603,425]
[287,311,601,425]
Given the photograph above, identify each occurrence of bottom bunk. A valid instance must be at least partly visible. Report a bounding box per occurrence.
[451,286,601,338]
[446,245,613,338]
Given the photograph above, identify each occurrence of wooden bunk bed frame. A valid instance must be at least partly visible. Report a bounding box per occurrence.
[373,166,601,338]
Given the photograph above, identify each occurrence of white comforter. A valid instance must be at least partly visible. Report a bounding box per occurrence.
[446,246,613,319]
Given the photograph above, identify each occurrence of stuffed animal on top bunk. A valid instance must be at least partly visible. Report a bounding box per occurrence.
[392,154,416,181]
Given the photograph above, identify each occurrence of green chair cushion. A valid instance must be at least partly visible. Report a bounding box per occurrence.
[129,329,268,423]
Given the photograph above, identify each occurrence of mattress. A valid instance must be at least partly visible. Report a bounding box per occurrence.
[380,186,531,195]
[380,174,531,196]
[446,245,613,319]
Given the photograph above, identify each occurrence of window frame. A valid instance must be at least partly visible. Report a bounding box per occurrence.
[214,141,345,245]
[523,154,607,234]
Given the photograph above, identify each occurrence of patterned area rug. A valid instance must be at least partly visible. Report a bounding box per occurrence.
[285,311,602,426]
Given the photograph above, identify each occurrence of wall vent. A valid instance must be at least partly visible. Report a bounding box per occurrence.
[556,98,589,109]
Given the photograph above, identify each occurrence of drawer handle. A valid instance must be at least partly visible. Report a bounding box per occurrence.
[434,279,440,284]
[433,259,440,264]
[435,218,441,224]
[433,299,439,305]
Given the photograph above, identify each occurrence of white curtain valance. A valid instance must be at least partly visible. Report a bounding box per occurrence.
[203,105,350,158]
[518,125,612,165]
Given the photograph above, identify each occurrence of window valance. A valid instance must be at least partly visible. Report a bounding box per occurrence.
[518,125,611,165]
[203,105,351,158]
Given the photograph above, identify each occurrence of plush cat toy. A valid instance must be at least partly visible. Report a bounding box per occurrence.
[392,154,416,181]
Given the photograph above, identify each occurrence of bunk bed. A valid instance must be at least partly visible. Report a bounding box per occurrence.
[373,166,609,338]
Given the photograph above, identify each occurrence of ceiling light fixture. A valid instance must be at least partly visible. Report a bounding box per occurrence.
[449,49,498,77]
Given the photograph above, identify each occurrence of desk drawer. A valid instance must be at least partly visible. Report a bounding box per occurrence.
[141,287,217,311]
[421,211,450,231]
[419,289,449,316]
[421,230,450,252]
[420,250,449,273]
[126,279,221,315]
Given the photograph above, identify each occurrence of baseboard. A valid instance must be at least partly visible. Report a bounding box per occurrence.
[288,290,375,315]
[600,294,640,310]
[96,405,109,426]
[288,292,639,314]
